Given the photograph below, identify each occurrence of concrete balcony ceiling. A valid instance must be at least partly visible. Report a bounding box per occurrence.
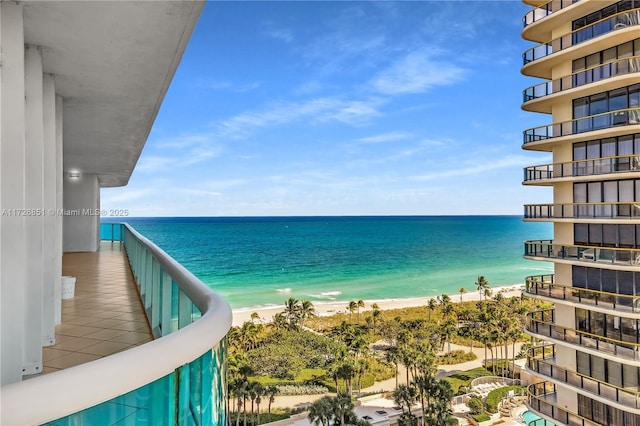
[23,1,204,187]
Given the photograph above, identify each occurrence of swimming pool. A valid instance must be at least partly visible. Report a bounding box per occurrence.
[521,410,555,426]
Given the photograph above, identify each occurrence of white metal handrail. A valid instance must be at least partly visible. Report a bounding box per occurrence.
[1,223,232,425]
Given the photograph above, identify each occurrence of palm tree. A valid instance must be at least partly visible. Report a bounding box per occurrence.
[392,384,417,415]
[299,299,316,328]
[357,299,365,323]
[284,297,300,328]
[427,298,437,322]
[459,287,467,302]
[332,392,354,426]
[385,347,400,389]
[347,301,358,324]
[475,276,490,301]
[308,396,333,426]
[266,385,278,422]
[250,311,260,324]
[371,303,381,333]
[254,383,264,426]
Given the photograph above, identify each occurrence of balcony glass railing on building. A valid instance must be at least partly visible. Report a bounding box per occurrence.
[526,309,640,361]
[524,240,640,266]
[527,344,640,409]
[522,0,580,28]
[523,108,640,144]
[1,223,232,426]
[528,381,602,426]
[524,202,640,220]
[525,274,640,313]
[523,9,640,65]
[523,154,640,182]
[523,56,640,103]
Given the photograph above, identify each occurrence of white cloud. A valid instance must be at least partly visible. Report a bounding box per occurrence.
[356,132,413,144]
[371,50,465,95]
[215,97,383,138]
[411,155,532,182]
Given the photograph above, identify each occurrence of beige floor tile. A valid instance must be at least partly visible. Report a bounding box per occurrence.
[41,242,154,375]
[83,328,129,341]
[110,332,154,345]
[79,341,133,356]
[43,348,73,362]
[53,337,104,352]
[46,352,102,369]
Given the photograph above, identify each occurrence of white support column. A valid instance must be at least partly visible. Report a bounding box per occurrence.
[54,95,63,325]
[63,173,100,252]
[23,45,45,375]
[42,74,56,345]
[0,1,27,386]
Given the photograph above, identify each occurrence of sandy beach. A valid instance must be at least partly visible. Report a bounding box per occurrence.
[232,284,525,326]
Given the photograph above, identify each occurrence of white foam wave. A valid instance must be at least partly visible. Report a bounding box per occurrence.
[320,291,342,296]
[276,288,292,294]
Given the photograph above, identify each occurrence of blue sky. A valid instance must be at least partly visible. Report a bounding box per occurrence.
[102,1,553,217]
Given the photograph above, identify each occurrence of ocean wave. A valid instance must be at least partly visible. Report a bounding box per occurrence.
[321,291,342,296]
[276,288,292,294]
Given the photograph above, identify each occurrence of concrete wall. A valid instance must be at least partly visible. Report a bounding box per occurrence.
[63,173,100,252]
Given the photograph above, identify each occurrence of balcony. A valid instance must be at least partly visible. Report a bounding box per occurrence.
[522,56,640,112]
[522,9,640,66]
[522,0,580,28]
[1,223,232,425]
[526,309,640,362]
[524,202,640,220]
[527,381,603,426]
[523,154,640,183]
[527,344,640,410]
[523,107,640,145]
[524,240,640,268]
[525,274,640,314]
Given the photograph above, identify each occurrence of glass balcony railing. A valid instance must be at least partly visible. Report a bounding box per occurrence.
[524,240,640,266]
[528,381,604,426]
[526,309,640,361]
[525,274,640,313]
[522,0,581,28]
[523,154,640,182]
[523,56,640,103]
[1,223,232,425]
[523,108,640,144]
[527,344,640,409]
[523,9,640,65]
[524,202,640,219]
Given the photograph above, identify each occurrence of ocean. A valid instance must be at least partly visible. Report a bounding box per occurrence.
[107,216,552,310]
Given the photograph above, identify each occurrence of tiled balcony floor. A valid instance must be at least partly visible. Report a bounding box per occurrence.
[43,241,153,374]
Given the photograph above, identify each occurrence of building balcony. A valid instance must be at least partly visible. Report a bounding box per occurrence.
[526,309,640,362]
[527,344,640,410]
[522,0,580,29]
[524,202,640,221]
[527,381,604,426]
[522,56,640,114]
[525,274,640,314]
[524,240,640,268]
[523,107,640,147]
[522,8,640,64]
[1,223,232,425]
[523,154,640,184]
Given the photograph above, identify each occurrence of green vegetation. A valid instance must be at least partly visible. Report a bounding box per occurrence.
[485,386,525,414]
[442,367,492,395]
[437,349,476,365]
[226,278,549,425]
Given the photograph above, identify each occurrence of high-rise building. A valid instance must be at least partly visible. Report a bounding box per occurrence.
[0,2,232,424]
[521,0,640,424]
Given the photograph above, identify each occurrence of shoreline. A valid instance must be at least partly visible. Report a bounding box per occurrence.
[232,284,525,326]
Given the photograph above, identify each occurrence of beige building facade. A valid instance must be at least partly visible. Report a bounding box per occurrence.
[521,0,640,424]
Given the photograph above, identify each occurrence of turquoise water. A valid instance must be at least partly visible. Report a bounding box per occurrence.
[107,216,552,309]
[522,410,555,426]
